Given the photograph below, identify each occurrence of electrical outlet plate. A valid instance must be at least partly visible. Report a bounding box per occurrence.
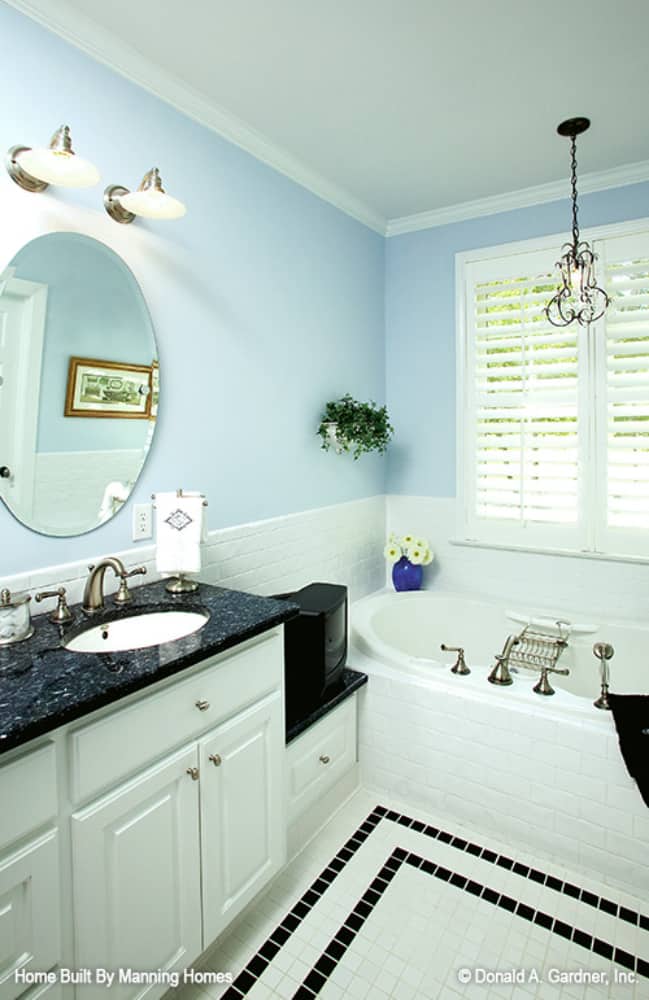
[132,502,152,541]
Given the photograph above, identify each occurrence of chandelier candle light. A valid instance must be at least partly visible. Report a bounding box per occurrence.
[545,117,610,328]
[384,533,434,592]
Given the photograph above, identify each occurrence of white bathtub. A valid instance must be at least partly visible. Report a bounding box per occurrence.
[352,589,649,709]
[352,589,649,897]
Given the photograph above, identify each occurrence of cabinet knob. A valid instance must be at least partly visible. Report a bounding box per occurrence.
[186,767,200,781]
[195,699,210,711]
[209,753,222,767]
[0,466,11,479]
[319,754,331,764]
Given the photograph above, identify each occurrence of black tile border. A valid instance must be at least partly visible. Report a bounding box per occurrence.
[384,805,646,928]
[292,847,649,997]
[220,804,649,999]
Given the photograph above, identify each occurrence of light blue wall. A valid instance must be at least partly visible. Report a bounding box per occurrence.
[0,2,385,575]
[3,1,647,577]
[385,183,649,496]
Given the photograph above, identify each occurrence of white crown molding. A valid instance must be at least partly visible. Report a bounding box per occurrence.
[4,0,387,235]
[386,159,649,237]
[8,1,649,240]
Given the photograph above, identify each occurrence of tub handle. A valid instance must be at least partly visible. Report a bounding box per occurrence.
[440,644,470,676]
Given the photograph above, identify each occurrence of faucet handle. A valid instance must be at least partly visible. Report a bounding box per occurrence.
[122,566,147,580]
[440,644,470,676]
[114,566,147,605]
[35,586,73,624]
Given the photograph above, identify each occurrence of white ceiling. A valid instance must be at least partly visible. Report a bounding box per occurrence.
[9,0,649,231]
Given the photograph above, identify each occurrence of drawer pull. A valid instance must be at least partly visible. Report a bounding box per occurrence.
[186,767,200,781]
[319,754,331,764]
[209,753,222,767]
[195,699,210,711]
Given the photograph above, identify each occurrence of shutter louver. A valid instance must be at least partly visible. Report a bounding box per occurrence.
[473,271,580,526]
[606,255,649,530]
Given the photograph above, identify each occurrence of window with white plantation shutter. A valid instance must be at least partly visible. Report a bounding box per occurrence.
[600,234,649,555]
[463,249,586,551]
[459,225,649,559]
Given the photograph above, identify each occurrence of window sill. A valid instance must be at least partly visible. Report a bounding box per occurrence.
[449,537,649,566]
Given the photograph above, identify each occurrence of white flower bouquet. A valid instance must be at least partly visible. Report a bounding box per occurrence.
[383,532,434,566]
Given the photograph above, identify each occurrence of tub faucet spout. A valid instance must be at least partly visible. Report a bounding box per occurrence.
[488,635,519,686]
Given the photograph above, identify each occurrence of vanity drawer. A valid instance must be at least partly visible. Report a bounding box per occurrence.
[70,629,282,803]
[286,696,357,825]
[0,743,57,851]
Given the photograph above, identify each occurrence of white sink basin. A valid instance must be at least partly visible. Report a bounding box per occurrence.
[65,609,210,653]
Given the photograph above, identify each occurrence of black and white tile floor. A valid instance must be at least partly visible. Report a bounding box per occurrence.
[179,791,648,1000]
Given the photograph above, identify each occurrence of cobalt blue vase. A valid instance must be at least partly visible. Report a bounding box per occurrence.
[392,556,423,592]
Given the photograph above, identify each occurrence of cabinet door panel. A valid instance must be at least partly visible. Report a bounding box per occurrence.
[200,694,285,944]
[0,744,57,853]
[0,832,60,1000]
[286,697,356,823]
[72,746,201,1000]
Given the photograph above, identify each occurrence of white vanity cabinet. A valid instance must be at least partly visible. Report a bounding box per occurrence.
[71,745,202,1000]
[199,692,284,943]
[0,832,61,1000]
[0,626,286,1000]
[286,696,357,825]
[0,744,61,1000]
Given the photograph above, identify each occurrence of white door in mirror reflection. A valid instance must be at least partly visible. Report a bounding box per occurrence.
[0,277,47,518]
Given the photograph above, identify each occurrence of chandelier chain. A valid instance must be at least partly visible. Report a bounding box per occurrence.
[570,133,580,249]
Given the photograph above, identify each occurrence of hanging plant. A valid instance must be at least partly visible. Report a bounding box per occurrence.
[317,394,394,460]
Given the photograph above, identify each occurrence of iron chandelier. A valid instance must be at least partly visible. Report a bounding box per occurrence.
[545,117,609,328]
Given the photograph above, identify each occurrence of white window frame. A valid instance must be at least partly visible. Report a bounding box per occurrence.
[456,215,649,562]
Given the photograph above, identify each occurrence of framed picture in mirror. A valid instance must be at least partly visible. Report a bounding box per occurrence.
[64,356,152,418]
[149,360,159,419]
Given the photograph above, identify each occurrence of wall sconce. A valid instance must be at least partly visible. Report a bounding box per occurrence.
[104,168,186,224]
[5,125,100,192]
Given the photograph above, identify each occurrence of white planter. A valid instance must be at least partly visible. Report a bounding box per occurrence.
[322,421,347,455]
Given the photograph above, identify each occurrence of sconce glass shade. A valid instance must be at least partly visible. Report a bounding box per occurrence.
[16,148,100,188]
[119,189,186,219]
[9,126,100,189]
[115,168,186,220]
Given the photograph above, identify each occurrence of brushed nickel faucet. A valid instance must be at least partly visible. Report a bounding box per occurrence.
[593,641,614,710]
[488,624,570,694]
[488,634,519,685]
[83,558,146,614]
[440,644,470,675]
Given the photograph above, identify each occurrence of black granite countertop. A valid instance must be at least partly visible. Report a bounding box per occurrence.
[0,580,298,755]
[286,667,368,744]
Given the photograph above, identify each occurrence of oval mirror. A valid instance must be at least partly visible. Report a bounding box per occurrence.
[0,233,158,536]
